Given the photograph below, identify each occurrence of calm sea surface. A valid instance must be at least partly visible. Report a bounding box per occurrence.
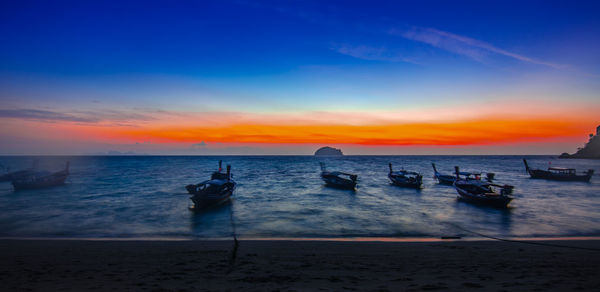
[0,156,599,239]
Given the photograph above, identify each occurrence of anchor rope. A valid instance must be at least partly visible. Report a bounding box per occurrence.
[442,220,600,252]
[226,201,239,274]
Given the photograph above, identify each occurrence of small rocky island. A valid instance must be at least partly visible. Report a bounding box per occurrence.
[314,146,344,156]
[559,125,600,159]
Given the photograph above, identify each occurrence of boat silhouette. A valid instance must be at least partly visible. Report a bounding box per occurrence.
[523,159,593,182]
[186,161,236,210]
[11,161,69,191]
[453,166,514,208]
[320,162,357,190]
[388,163,422,189]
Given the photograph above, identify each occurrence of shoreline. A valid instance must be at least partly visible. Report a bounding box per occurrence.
[2,239,599,291]
[2,235,600,242]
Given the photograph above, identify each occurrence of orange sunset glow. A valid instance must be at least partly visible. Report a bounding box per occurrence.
[1,97,597,154]
[2,107,594,155]
[114,118,591,146]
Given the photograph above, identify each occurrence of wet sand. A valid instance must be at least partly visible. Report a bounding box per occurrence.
[1,239,599,291]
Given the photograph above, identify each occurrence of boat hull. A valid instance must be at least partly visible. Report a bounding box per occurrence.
[190,190,233,210]
[1,170,36,182]
[11,172,68,190]
[432,163,455,185]
[435,174,455,185]
[321,175,357,190]
[388,174,422,189]
[187,181,236,210]
[454,183,512,208]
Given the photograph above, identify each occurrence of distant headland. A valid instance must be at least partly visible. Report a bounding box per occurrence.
[559,125,600,159]
[314,146,343,156]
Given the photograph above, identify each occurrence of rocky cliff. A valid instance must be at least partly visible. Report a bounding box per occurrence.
[559,126,600,159]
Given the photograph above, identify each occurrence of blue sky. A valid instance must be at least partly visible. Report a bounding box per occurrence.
[0,0,599,154]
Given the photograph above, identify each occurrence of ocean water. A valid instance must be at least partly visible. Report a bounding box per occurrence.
[0,155,599,240]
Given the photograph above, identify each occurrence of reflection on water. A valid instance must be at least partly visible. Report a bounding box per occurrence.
[0,155,598,239]
[189,200,235,237]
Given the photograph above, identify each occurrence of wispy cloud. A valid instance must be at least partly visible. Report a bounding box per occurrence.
[390,26,566,69]
[0,108,154,124]
[2,98,596,128]
[333,44,417,64]
[0,109,100,123]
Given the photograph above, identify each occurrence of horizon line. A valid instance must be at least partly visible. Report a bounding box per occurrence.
[0,154,567,157]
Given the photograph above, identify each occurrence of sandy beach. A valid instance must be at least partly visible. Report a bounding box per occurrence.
[1,239,599,291]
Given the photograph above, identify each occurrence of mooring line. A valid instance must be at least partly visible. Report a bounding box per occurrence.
[444,221,600,252]
[226,203,239,274]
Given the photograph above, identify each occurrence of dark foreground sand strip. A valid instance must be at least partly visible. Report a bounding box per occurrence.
[1,239,599,291]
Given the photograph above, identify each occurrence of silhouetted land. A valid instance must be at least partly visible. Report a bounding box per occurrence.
[560,125,600,159]
[1,239,599,291]
[314,146,343,156]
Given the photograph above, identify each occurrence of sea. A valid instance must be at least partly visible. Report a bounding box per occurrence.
[0,155,599,240]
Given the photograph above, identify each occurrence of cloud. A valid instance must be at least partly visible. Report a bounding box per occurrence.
[333,44,417,64]
[391,26,565,69]
[3,98,594,130]
[0,109,100,123]
[0,108,155,124]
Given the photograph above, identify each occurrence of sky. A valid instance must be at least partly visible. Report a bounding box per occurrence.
[1,0,599,155]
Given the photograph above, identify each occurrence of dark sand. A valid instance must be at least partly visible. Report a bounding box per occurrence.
[1,239,599,291]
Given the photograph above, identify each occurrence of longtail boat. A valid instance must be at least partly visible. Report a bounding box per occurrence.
[523,159,593,182]
[11,162,69,191]
[320,162,357,190]
[186,162,236,210]
[453,166,514,208]
[388,163,422,189]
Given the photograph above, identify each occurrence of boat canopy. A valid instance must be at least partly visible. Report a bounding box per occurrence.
[458,171,481,176]
[327,171,355,177]
[548,167,576,174]
[201,179,229,185]
[393,170,420,176]
[548,167,574,171]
